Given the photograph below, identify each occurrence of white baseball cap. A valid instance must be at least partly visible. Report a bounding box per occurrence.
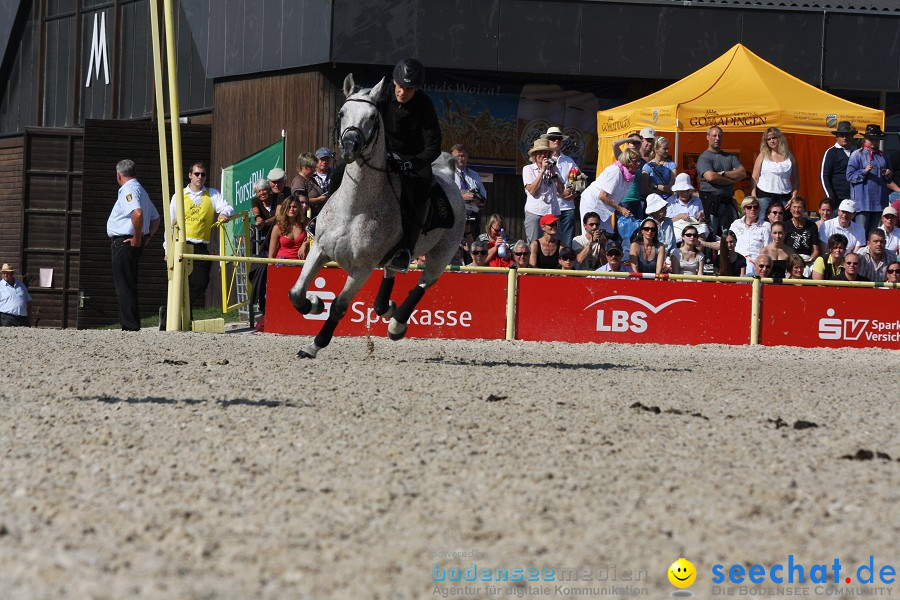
[838,199,857,213]
[883,206,898,217]
[639,127,656,139]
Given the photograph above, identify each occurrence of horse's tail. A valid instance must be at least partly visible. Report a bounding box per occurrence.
[432,151,456,177]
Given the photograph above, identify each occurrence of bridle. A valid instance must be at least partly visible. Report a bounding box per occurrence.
[334,96,388,173]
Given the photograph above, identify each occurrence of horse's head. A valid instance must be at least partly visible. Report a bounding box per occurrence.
[337,74,387,164]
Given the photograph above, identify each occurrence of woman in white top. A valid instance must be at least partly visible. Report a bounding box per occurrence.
[751,127,799,216]
[670,224,704,275]
[729,196,772,276]
[523,138,564,244]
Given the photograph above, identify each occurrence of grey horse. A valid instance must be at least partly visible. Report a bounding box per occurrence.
[288,74,466,358]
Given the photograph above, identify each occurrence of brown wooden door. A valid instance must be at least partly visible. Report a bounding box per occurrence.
[22,128,83,328]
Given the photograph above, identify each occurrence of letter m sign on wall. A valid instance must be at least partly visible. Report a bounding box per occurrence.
[85,12,110,87]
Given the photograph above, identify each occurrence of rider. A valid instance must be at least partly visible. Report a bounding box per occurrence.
[381,58,442,271]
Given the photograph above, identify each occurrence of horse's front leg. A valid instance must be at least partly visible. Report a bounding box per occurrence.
[373,270,397,319]
[298,267,372,359]
[289,244,330,315]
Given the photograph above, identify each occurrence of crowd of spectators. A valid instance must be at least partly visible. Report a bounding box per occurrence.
[245,120,898,321]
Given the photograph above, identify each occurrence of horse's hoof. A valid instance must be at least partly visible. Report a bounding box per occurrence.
[289,290,311,314]
[387,319,407,341]
[297,343,319,359]
[308,295,324,315]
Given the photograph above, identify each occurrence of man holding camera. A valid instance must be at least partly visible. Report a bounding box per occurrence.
[451,143,487,234]
[541,126,578,247]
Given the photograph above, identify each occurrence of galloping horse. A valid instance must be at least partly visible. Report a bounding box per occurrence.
[288,74,466,358]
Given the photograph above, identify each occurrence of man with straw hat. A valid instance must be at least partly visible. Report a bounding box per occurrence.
[0,263,32,327]
[523,137,564,244]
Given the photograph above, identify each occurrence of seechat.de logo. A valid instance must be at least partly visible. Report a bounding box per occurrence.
[711,555,897,586]
[585,296,696,334]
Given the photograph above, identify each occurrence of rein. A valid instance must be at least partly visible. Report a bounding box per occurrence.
[339,97,389,174]
[337,94,402,204]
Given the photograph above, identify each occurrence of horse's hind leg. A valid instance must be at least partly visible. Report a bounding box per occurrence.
[289,244,329,315]
[298,268,372,359]
[373,271,396,319]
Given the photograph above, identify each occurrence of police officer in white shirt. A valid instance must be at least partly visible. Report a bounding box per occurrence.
[164,162,235,308]
[107,159,160,331]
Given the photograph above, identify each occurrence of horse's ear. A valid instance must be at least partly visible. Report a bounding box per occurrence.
[343,74,358,98]
[370,76,390,102]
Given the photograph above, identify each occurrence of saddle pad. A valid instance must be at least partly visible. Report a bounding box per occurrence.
[423,183,455,233]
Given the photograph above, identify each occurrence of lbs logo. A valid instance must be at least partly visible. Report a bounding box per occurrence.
[585,296,696,333]
[818,308,868,341]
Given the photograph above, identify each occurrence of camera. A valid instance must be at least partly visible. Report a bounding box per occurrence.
[545,156,557,167]
[469,188,484,202]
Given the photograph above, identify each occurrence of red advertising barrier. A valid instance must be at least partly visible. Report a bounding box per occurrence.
[760,285,900,349]
[264,265,508,340]
[516,275,752,345]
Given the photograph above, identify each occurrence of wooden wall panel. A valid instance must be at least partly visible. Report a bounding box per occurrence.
[80,119,211,329]
[211,69,343,187]
[0,138,24,271]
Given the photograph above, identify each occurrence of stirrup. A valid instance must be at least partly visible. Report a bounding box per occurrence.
[305,217,317,240]
[386,249,412,273]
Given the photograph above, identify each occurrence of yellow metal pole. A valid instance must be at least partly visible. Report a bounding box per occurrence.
[750,277,761,345]
[162,0,187,331]
[148,0,173,327]
[505,267,517,341]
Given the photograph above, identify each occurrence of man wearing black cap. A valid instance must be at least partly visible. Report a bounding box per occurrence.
[847,124,894,234]
[820,121,857,201]
[595,240,634,273]
[380,58,442,271]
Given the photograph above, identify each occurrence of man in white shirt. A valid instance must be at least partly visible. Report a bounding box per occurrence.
[820,199,866,257]
[165,162,235,307]
[0,263,32,327]
[541,127,578,247]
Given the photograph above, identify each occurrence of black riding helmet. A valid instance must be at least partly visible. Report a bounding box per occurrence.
[392,58,425,89]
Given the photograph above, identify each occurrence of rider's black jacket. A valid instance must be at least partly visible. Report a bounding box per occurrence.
[380,90,442,179]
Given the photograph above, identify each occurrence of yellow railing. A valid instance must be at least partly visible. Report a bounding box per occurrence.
[212,212,252,313]
[176,253,900,342]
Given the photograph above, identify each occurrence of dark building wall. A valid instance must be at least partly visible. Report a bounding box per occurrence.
[0,0,213,137]
[0,136,25,270]
[79,119,211,329]
[211,69,343,183]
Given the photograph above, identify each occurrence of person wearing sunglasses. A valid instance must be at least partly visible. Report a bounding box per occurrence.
[467,240,490,268]
[510,240,531,269]
[829,252,869,282]
[820,199,865,257]
[729,196,771,276]
[885,260,900,285]
[595,240,633,273]
[765,201,785,225]
[670,224,704,275]
[629,217,665,275]
[163,162,235,313]
[530,214,563,268]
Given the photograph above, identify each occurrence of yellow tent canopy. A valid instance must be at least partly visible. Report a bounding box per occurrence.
[596,43,884,167]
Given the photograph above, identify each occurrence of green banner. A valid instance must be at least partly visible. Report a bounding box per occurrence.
[221,137,285,214]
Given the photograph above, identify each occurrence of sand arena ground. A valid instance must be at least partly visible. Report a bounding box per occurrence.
[1,328,898,599]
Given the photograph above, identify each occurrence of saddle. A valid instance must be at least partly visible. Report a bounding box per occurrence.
[378,175,455,267]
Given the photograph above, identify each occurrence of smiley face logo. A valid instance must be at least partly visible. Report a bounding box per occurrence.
[668,558,696,588]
